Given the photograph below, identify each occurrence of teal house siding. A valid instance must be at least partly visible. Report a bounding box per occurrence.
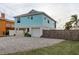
[42,14,56,28]
[15,14,56,28]
[15,14,43,28]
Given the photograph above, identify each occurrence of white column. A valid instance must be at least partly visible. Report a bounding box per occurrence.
[18,27,19,31]
[40,27,43,37]
[14,27,17,34]
[16,27,19,35]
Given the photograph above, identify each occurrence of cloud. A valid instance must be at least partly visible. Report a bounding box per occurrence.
[0,3,79,29]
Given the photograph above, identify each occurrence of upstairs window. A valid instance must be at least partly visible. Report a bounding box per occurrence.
[27,16,33,20]
[48,20,50,23]
[31,16,33,20]
[17,17,20,23]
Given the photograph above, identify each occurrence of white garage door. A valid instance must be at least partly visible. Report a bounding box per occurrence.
[31,28,42,37]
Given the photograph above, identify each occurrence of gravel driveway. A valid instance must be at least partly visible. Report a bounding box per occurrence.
[0,37,64,54]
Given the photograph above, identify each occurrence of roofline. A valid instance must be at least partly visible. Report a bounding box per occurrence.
[14,13,42,18]
[14,12,56,22]
[0,19,15,22]
[42,13,56,22]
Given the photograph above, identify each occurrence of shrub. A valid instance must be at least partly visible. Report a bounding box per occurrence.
[24,32,31,37]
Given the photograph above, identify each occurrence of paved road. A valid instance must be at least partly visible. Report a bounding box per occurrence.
[0,37,64,54]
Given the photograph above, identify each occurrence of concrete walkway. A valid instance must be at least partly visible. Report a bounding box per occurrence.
[0,37,64,54]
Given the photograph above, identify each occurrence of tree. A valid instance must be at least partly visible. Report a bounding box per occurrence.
[71,15,78,26]
[65,21,72,30]
[65,15,78,30]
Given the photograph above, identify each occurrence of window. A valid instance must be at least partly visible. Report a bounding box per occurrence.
[44,17,46,20]
[17,17,20,23]
[27,16,33,20]
[31,16,33,20]
[48,20,49,23]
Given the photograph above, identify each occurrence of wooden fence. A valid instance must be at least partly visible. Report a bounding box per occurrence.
[42,30,79,40]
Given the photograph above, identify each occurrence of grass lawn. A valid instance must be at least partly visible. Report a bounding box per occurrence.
[8,40,79,55]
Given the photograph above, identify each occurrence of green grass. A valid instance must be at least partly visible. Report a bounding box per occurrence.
[8,40,79,55]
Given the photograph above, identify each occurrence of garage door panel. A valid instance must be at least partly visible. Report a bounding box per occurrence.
[31,28,41,37]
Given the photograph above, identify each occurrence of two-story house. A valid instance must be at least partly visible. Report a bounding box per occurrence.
[14,9,56,37]
[0,13,14,36]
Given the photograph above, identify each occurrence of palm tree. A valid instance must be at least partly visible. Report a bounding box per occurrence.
[71,15,78,26]
[65,14,78,30]
[65,21,72,30]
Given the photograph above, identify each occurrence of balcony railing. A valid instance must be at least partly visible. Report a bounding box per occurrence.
[6,24,14,28]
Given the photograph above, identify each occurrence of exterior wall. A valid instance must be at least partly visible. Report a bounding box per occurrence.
[42,14,56,29]
[15,14,56,29]
[0,19,14,36]
[15,14,43,28]
[6,21,14,30]
[0,20,6,36]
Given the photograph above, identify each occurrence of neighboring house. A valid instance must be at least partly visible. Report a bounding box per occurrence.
[14,9,56,37]
[0,13,14,36]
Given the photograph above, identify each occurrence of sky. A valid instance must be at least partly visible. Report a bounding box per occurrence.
[0,3,79,29]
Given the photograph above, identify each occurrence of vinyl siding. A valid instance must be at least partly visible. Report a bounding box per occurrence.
[42,14,56,28]
[15,14,43,28]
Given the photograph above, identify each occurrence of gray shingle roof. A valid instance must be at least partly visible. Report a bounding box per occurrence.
[15,9,56,22]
